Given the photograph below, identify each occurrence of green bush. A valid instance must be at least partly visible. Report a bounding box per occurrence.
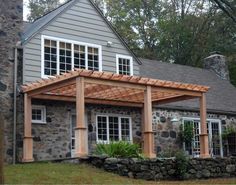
[95,141,142,158]
[175,150,189,179]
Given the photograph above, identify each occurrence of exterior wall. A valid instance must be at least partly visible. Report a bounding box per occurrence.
[15,100,236,162]
[23,0,140,83]
[16,102,142,161]
[0,0,23,163]
[152,108,236,156]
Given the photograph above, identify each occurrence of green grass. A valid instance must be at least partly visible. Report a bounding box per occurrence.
[4,163,236,184]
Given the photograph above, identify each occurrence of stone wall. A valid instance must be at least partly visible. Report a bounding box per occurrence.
[152,108,236,156]
[16,102,142,161]
[15,101,236,162]
[0,0,23,163]
[86,156,236,180]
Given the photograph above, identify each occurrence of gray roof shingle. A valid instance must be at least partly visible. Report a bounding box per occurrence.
[140,58,236,114]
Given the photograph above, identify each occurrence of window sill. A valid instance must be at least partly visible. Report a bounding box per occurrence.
[32,121,47,124]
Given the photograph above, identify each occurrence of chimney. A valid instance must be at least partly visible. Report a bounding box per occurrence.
[203,52,230,80]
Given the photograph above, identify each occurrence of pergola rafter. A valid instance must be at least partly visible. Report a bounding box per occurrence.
[21,69,211,161]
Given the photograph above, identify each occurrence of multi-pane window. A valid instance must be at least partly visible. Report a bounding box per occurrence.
[74,44,86,69]
[97,116,108,141]
[88,47,99,71]
[44,39,57,76]
[42,36,101,77]
[116,55,133,76]
[97,115,132,143]
[59,42,72,73]
[183,118,222,157]
[109,117,119,141]
[32,105,46,124]
[121,118,131,141]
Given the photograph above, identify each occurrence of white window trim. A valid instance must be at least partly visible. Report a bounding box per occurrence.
[116,54,133,76]
[182,117,223,157]
[32,105,46,124]
[96,114,132,144]
[41,35,102,78]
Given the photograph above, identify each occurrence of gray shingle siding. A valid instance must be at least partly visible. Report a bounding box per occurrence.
[22,0,140,83]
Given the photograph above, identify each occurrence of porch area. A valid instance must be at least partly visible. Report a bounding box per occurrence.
[21,69,210,162]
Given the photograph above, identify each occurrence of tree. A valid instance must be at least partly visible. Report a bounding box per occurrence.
[212,0,236,23]
[27,0,66,22]
[104,0,236,85]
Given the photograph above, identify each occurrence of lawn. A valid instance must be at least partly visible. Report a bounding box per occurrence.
[4,163,236,184]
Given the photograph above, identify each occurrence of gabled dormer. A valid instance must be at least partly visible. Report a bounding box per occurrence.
[22,0,141,83]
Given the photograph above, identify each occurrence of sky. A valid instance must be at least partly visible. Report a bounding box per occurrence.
[23,0,30,21]
[23,0,66,21]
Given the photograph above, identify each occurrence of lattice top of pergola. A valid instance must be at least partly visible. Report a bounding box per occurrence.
[21,69,210,106]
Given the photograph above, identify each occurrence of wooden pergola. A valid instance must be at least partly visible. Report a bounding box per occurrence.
[21,69,210,162]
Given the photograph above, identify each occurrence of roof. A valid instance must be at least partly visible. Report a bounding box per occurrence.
[140,58,236,114]
[21,0,141,64]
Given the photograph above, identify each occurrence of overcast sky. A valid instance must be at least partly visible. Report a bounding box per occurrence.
[23,0,29,21]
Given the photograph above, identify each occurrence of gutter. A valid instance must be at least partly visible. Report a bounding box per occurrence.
[13,42,22,164]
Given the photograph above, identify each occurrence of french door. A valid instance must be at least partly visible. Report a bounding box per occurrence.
[183,118,223,157]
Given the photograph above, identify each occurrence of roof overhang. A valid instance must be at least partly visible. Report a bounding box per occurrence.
[22,69,210,107]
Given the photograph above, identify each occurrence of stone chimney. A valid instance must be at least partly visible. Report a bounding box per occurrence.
[204,52,230,80]
[0,0,23,163]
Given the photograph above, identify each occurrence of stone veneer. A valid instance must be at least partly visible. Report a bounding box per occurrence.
[152,108,236,156]
[0,0,23,163]
[16,102,142,161]
[14,99,236,162]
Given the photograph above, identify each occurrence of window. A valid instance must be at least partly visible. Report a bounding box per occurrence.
[96,115,132,143]
[32,105,46,124]
[42,35,102,78]
[59,42,72,73]
[116,54,133,76]
[182,118,223,157]
[44,39,57,76]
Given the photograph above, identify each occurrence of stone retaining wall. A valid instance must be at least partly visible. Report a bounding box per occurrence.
[85,156,236,180]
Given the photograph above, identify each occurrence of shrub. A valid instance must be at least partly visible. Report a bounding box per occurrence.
[95,141,142,158]
[175,150,189,179]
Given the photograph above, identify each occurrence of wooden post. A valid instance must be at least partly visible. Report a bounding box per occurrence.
[22,93,34,162]
[75,77,88,157]
[143,86,156,158]
[0,113,4,184]
[199,93,210,158]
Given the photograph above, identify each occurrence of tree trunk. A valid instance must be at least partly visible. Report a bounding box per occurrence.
[0,113,4,184]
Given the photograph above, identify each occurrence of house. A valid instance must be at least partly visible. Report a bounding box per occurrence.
[1,0,236,163]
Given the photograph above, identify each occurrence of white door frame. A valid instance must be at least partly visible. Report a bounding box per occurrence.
[182,117,223,157]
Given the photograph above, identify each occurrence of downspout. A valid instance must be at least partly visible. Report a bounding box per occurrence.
[13,42,22,164]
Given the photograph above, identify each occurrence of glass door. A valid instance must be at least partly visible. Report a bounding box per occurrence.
[71,114,76,157]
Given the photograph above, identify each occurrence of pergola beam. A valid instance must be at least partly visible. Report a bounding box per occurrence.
[152,87,202,97]
[33,94,143,107]
[84,78,146,90]
[154,95,197,104]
